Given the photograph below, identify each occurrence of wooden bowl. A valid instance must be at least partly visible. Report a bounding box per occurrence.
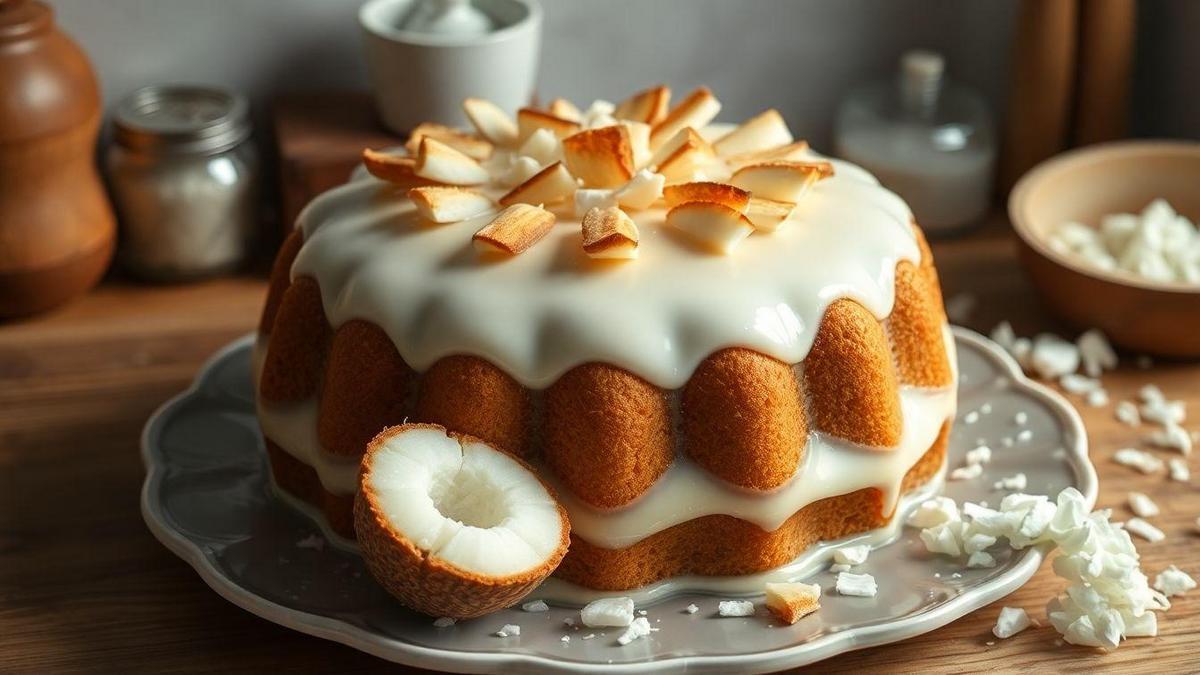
[1008,140,1200,357]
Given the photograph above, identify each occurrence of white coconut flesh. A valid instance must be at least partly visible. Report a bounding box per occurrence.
[366,427,564,577]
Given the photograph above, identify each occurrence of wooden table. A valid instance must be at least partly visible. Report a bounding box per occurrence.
[2,222,1196,673]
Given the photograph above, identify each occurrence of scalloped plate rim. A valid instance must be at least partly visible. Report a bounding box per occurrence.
[140,326,1098,674]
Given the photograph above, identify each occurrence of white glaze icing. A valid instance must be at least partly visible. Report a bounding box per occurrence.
[254,328,957,551]
[290,144,917,390]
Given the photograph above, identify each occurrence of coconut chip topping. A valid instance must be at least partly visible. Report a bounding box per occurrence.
[1153,566,1196,597]
[363,85,834,260]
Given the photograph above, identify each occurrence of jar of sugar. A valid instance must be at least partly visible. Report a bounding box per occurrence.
[834,50,996,235]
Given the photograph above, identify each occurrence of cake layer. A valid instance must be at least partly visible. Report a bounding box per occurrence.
[286,146,920,390]
[256,330,955,549]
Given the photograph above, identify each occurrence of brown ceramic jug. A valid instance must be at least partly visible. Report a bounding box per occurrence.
[0,0,115,318]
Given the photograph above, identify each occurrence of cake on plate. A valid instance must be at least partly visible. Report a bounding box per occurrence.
[254,85,956,600]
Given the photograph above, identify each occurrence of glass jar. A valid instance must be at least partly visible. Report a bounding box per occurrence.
[106,85,259,281]
[834,50,996,236]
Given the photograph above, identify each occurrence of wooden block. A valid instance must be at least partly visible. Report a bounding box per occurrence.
[270,91,400,238]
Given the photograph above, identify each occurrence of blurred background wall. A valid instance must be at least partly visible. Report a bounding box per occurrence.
[52,0,1198,150]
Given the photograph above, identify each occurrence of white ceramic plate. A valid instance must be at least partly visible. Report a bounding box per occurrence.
[141,327,1097,673]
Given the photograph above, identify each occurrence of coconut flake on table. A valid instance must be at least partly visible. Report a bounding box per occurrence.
[1127,492,1161,518]
[965,445,992,466]
[1168,458,1190,482]
[617,617,655,645]
[907,496,960,528]
[1076,329,1118,377]
[1154,566,1197,597]
[1113,448,1164,474]
[1115,401,1141,426]
[1124,518,1166,543]
[1047,199,1200,284]
[993,607,1033,639]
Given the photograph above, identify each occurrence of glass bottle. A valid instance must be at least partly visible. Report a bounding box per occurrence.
[834,50,996,235]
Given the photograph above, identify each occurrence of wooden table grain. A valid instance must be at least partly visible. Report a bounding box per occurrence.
[2,223,1197,673]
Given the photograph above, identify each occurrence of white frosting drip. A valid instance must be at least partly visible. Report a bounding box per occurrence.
[291,146,917,390]
[253,328,957,551]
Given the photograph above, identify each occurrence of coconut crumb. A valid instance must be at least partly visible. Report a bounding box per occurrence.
[616,617,654,645]
[993,607,1032,638]
[1125,517,1165,543]
[1168,458,1190,482]
[432,617,456,628]
[494,624,521,638]
[1127,492,1160,518]
[522,599,549,612]
[581,597,634,627]
[1154,566,1196,597]
[295,534,325,550]
[683,604,699,614]
[717,600,755,617]
[835,572,878,597]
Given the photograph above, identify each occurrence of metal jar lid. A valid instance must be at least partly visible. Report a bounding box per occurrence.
[113,85,250,155]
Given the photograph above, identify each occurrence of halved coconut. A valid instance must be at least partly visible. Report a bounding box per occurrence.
[355,423,571,619]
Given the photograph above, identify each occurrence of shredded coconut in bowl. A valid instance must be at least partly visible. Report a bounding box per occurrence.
[1047,199,1200,285]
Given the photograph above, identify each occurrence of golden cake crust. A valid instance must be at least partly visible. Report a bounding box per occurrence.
[682,348,806,490]
[543,363,674,508]
[259,276,331,403]
[318,320,414,457]
[414,355,532,458]
[805,298,903,448]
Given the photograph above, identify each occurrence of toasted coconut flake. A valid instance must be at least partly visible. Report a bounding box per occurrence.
[665,201,755,254]
[474,203,556,255]
[650,127,716,183]
[518,128,563,166]
[499,161,578,207]
[574,188,617,217]
[615,169,665,210]
[663,181,751,212]
[517,108,581,143]
[362,148,433,186]
[548,98,583,122]
[405,122,493,161]
[764,582,821,625]
[712,109,793,157]
[354,423,570,619]
[463,98,519,146]
[561,126,634,188]
[614,85,671,125]
[408,186,496,223]
[621,121,652,169]
[725,141,811,170]
[743,196,796,232]
[415,137,490,185]
[582,206,639,259]
[650,86,721,150]
[729,161,833,202]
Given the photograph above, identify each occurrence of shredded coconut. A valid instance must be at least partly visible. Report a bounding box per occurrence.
[617,616,654,645]
[1154,566,1196,597]
[965,445,993,466]
[717,600,755,617]
[993,473,1028,491]
[949,463,983,481]
[1113,448,1164,474]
